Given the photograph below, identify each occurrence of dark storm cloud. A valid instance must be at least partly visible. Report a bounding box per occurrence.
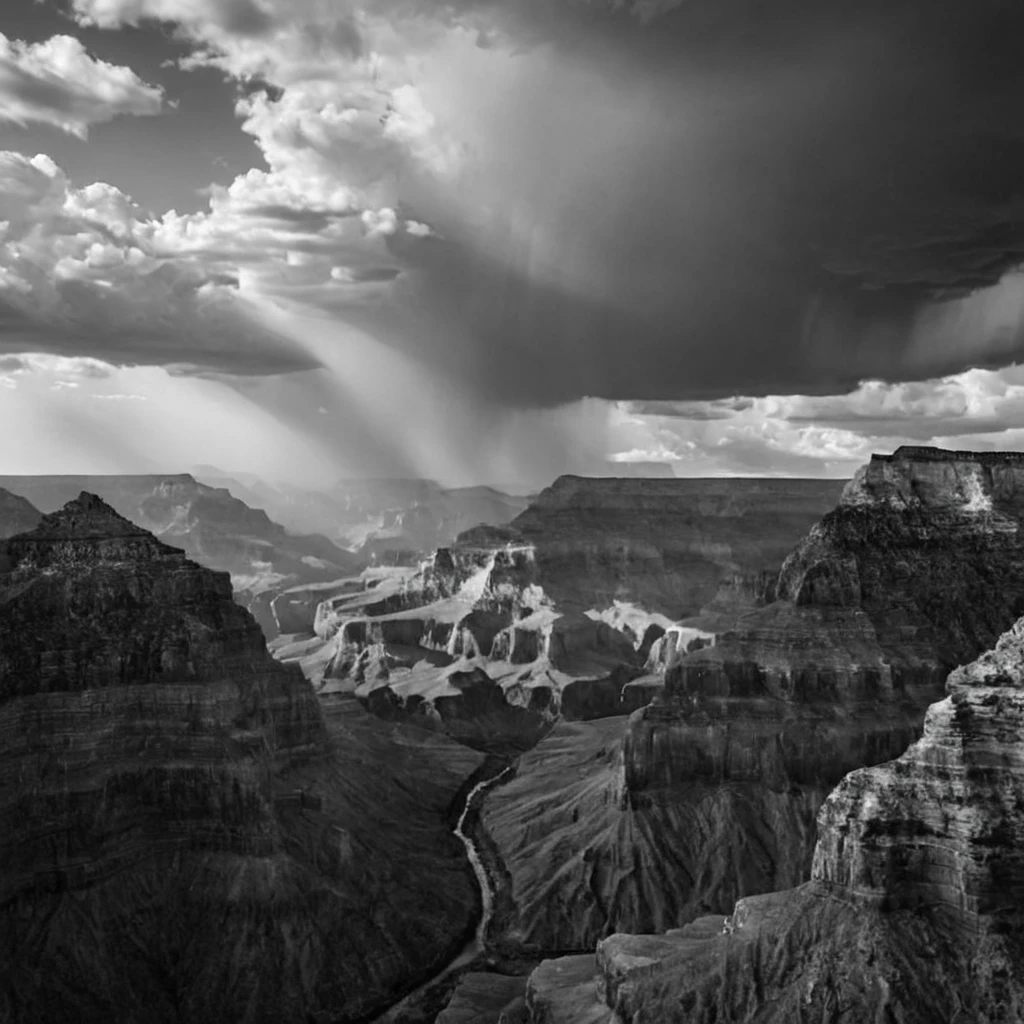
[0,291,320,376]
[378,0,1024,406]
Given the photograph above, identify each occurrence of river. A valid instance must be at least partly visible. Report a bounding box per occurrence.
[370,763,514,1023]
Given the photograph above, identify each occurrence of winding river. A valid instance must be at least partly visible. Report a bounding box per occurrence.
[371,764,514,1023]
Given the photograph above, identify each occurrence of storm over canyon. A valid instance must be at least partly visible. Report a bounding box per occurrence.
[3,0,1024,1021]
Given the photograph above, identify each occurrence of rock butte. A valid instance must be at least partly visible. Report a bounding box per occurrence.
[275,475,841,748]
[525,611,1024,1023]
[0,493,484,1024]
[482,447,1024,951]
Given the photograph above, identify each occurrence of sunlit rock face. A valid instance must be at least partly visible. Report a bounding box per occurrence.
[275,478,840,747]
[0,495,484,1024]
[485,447,1024,953]
[0,489,40,539]
[557,614,1024,1024]
[0,474,359,640]
[626,446,1024,859]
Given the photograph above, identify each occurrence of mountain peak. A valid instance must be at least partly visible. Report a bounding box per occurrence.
[29,492,153,539]
[4,492,180,571]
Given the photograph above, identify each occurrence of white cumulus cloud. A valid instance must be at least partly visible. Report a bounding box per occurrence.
[0,32,163,138]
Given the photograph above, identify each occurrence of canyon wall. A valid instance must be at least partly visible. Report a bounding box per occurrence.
[531,611,1024,1024]
[508,475,844,620]
[278,477,840,743]
[484,448,1024,952]
[0,494,483,1024]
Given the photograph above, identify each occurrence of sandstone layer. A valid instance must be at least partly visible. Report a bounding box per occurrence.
[0,495,484,1024]
[541,612,1024,1024]
[485,447,1024,952]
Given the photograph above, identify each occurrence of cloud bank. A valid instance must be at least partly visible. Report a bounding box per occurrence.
[0,31,163,137]
[1,0,1024,481]
[54,0,1024,406]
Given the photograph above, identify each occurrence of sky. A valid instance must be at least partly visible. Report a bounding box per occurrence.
[2,0,1024,487]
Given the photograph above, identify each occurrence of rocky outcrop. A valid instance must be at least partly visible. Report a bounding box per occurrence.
[0,488,40,538]
[0,494,485,1024]
[0,474,360,639]
[552,613,1024,1024]
[484,447,1024,953]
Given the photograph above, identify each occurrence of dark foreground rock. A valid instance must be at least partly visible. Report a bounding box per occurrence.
[534,612,1024,1023]
[0,495,483,1024]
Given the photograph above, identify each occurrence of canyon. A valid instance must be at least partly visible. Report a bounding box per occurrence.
[3,448,1023,1024]
[271,475,841,750]
[192,467,533,565]
[0,494,486,1024]
[524,611,1024,1023]
[477,447,1024,954]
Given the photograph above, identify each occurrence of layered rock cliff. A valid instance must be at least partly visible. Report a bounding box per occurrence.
[273,478,838,744]
[508,475,844,621]
[0,474,359,638]
[533,613,1024,1024]
[0,495,484,1024]
[484,447,1024,952]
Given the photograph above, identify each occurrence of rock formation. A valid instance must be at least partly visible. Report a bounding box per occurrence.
[275,477,839,744]
[529,612,1024,1023]
[507,475,844,621]
[484,447,1024,952]
[0,474,359,638]
[0,494,485,1024]
[0,488,40,538]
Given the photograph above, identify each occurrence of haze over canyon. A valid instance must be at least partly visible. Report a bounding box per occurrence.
[4,0,1024,1021]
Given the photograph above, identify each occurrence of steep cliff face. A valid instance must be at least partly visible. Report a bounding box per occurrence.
[0,474,360,639]
[0,495,484,1024]
[486,447,1024,953]
[0,488,40,539]
[550,614,1024,1024]
[509,475,844,621]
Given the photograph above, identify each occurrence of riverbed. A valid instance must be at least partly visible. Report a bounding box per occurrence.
[371,764,515,1024]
